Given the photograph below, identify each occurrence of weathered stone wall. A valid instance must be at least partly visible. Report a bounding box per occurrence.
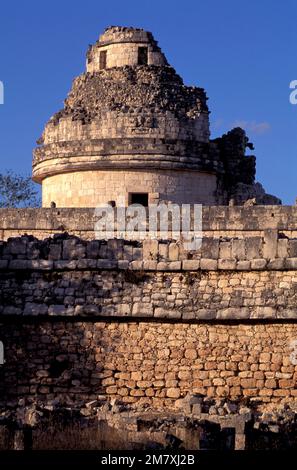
[86,26,168,72]
[40,110,209,145]
[1,206,297,411]
[1,205,297,240]
[1,321,296,409]
[2,267,297,320]
[87,42,167,71]
[1,232,297,320]
[41,169,217,207]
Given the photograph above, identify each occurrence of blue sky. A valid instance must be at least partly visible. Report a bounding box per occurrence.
[0,0,296,204]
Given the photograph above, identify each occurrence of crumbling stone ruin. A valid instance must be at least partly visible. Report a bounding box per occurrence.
[0,27,294,450]
[1,207,297,449]
[33,26,280,208]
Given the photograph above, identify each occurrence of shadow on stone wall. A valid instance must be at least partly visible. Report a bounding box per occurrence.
[0,318,105,449]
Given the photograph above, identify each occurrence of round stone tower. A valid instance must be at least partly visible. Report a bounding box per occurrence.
[33,26,221,207]
[86,26,168,71]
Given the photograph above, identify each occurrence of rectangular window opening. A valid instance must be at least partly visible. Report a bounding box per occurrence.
[99,50,107,70]
[129,192,149,207]
[138,47,148,65]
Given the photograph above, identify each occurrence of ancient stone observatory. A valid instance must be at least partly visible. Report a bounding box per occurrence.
[33,26,279,208]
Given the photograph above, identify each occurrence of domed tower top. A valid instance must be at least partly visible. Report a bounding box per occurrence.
[86,26,168,72]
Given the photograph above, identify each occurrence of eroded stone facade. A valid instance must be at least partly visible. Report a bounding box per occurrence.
[1,321,296,409]
[0,206,297,449]
[33,26,280,207]
[86,26,168,71]
[0,206,297,413]
[41,169,217,207]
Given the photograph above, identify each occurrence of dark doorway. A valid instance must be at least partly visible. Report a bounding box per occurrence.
[99,51,107,70]
[138,47,148,65]
[129,192,149,207]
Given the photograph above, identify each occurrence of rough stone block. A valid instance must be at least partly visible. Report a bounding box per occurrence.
[123,245,133,261]
[216,307,250,319]
[77,259,97,269]
[195,309,216,320]
[24,303,48,315]
[232,239,246,259]
[49,244,62,260]
[143,239,158,259]
[201,238,219,259]
[200,259,218,270]
[97,259,117,269]
[219,241,232,259]
[48,305,67,315]
[155,307,181,318]
[156,261,169,270]
[117,260,129,269]
[82,305,100,315]
[54,260,77,269]
[277,239,288,258]
[63,239,86,259]
[263,230,278,259]
[132,302,153,316]
[9,260,29,270]
[167,261,181,271]
[158,242,168,259]
[267,258,285,270]
[143,260,158,270]
[7,240,27,255]
[129,260,144,270]
[245,237,262,259]
[251,259,267,270]
[29,260,53,270]
[289,239,297,257]
[182,260,200,270]
[166,388,181,398]
[236,260,251,270]
[285,258,297,269]
[86,240,100,258]
[108,239,123,260]
[276,308,297,319]
[132,247,142,261]
[117,303,131,315]
[168,243,179,261]
[218,259,237,270]
[251,307,276,318]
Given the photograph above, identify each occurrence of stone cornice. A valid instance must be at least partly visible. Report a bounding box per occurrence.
[32,138,222,182]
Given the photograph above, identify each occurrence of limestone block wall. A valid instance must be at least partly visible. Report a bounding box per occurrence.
[1,233,297,320]
[41,112,210,145]
[2,266,297,320]
[0,205,297,410]
[1,321,296,409]
[41,169,217,207]
[87,43,167,72]
[1,206,297,240]
[86,26,168,72]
